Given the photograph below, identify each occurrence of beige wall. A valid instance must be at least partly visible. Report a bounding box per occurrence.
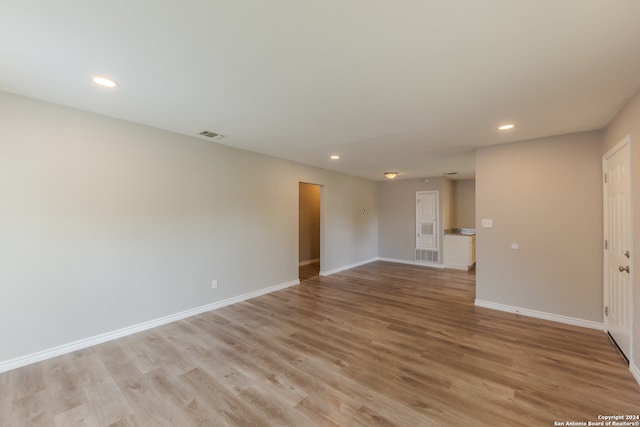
[299,182,320,262]
[442,178,454,232]
[453,179,476,229]
[0,92,378,363]
[475,131,603,322]
[378,177,451,262]
[603,89,640,371]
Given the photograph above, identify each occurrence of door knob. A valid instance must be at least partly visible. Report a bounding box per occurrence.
[618,265,630,273]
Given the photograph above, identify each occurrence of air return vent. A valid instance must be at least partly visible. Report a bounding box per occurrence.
[198,130,225,140]
[416,249,439,263]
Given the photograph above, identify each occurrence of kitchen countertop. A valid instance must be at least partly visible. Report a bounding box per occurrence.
[444,228,476,236]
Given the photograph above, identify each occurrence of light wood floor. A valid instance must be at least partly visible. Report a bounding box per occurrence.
[2,261,639,426]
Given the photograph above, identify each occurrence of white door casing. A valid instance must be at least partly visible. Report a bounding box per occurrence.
[603,135,633,361]
[416,191,439,251]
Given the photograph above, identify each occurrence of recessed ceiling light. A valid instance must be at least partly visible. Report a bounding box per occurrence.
[498,124,515,130]
[92,76,118,88]
[330,155,340,160]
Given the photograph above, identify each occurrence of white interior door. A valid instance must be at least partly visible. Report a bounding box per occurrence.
[603,135,633,361]
[416,191,439,250]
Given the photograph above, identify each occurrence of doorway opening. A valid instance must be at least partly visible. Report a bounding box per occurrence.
[299,182,321,281]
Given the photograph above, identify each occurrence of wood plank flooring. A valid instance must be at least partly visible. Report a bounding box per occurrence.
[2,261,639,426]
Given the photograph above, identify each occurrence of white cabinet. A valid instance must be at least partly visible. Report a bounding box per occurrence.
[444,235,476,270]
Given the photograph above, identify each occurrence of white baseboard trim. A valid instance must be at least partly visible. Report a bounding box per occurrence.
[630,362,640,387]
[0,279,300,374]
[320,257,378,276]
[474,299,604,331]
[299,258,320,266]
[377,257,445,269]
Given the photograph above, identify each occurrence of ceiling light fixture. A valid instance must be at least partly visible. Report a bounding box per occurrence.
[384,172,398,180]
[92,76,118,88]
[498,123,515,130]
[330,155,340,160]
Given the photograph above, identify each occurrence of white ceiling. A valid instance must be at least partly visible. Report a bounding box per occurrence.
[2,1,640,181]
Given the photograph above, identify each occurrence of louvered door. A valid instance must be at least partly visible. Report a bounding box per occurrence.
[416,191,439,254]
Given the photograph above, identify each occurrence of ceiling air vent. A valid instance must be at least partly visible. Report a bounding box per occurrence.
[198,130,224,140]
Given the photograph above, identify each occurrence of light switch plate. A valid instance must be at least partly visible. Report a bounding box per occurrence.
[481,219,493,228]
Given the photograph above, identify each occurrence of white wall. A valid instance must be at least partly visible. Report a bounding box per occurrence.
[603,88,640,373]
[475,131,603,323]
[0,92,378,364]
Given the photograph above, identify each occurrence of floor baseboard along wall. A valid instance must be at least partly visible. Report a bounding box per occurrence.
[631,362,640,386]
[474,299,604,330]
[0,278,300,374]
[1,257,380,373]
